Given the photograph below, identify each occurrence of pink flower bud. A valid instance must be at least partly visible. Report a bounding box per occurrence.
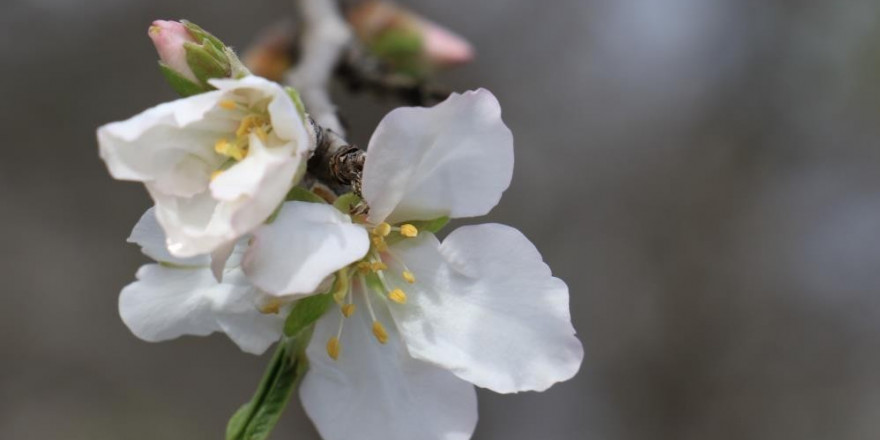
[148,20,198,82]
[421,21,474,67]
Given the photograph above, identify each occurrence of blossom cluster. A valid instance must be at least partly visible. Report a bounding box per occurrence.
[98,19,582,440]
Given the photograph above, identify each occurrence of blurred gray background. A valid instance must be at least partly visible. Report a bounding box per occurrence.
[3,0,880,439]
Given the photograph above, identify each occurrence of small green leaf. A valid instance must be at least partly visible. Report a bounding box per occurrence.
[226,333,312,440]
[184,41,230,85]
[158,62,208,97]
[284,293,334,337]
[333,192,363,214]
[285,186,326,204]
[285,86,307,121]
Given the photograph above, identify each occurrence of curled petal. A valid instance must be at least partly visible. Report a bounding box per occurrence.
[119,265,283,355]
[128,207,209,267]
[389,224,584,393]
[362,89,513,224]
[243,202,370,296]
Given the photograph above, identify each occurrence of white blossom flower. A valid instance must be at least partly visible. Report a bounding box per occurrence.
[243,89,584,440]
[98,75,312,258]
[118,208,288,354]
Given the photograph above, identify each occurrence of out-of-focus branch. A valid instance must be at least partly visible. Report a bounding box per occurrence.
[285,0,352,136]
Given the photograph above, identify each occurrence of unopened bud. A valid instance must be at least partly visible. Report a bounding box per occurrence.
[148,19,250,97]
[347,0,474,78]
[149,20,199,83]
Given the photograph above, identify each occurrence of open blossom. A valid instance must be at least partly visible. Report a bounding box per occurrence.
[243,89,584,440]
[98,75,312,258]
[119,208,286,354]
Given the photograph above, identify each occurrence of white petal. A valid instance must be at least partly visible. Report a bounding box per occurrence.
[210,240,236,281]
[127,207,209,267]
[388,224,584,393]
[243,202,370,296]
[300,292,477,440]
[97,90,232,197]
[118,265,282,354]
[362,89,514,224]
[214,269,286,355]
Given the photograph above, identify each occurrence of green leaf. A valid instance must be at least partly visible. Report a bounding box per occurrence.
[333,192,363,214]
[184,41,230,85]
[226,333,311,440]
[158,62,208,97]
[285,186,326,204]
[285,87,307,121]
[284,293,334,337]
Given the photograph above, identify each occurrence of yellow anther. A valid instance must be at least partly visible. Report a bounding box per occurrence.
[372,321,389,344]
[259,298,283,314]
[210,170,224,181]
[357,261,372,273]
[341,303,356,317]
[236,115,266,137]
[371,261,388,272]
[326,337,341,360]
[388,288,407,304]
[214,138,230,155]
[402,271,416,284]
[219,99,237,110]
[372,222,391,237]
[399,224,418,238]
[371,236,388,252]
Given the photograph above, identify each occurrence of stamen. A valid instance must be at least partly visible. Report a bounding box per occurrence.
[371,261,388,272]
[399,224,418,238]
[326,337,341,360]
[402,270,416,284]
[371,236,388,252]
[357,261,372,273]
[219,99,237,110]
[372,222,391,237]
[388,288,407,304]
[214,138,230,155]
[371,321,389,344]
[341,303,356,317]
[327,310,346,360]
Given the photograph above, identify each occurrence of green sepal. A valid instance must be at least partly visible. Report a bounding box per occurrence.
[285,186,326,204]
[333,192,363,214]
[225,332,311,440]
[407,216,450,234]
[285,86,307,121]
[184,41,230,85]
[369,28,427,79]
[283,293,334,337]
[158,62,208,97]
[181,20,226,53]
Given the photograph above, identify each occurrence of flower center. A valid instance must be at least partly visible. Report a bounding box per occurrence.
[210,98,274,179]
[324,221,420,361]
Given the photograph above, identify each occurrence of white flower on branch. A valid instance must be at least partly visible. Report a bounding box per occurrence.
[243,89,584,440]
[98,76,312,258]
[118,208,288,355]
